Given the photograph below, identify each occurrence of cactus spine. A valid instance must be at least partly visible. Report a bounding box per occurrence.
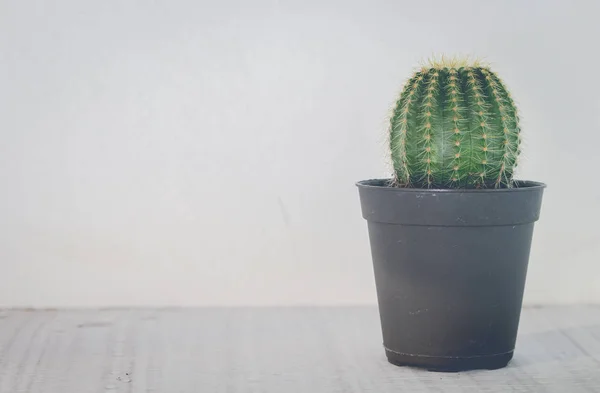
[389,60,521,188]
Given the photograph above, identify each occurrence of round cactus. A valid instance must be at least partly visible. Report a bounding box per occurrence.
[389,58,521,189]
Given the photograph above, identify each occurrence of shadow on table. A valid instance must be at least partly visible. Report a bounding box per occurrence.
[511,324,600,366]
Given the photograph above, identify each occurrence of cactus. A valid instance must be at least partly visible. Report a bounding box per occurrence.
[389,58,521,189]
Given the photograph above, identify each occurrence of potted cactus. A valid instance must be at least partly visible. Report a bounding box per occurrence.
[357,57,545,371]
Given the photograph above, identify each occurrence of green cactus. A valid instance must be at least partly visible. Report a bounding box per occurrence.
[389,58,521,189]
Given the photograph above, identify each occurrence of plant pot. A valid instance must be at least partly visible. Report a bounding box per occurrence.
[356,179,546,372]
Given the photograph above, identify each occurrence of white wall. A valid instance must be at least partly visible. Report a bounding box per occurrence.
[1,0,598,307]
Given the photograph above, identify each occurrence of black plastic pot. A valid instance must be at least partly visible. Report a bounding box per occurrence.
[357,179,545,372]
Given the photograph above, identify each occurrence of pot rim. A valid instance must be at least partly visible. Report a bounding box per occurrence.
[356,179,546,193]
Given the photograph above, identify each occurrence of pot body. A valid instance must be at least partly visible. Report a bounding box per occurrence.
[357,179,545,371]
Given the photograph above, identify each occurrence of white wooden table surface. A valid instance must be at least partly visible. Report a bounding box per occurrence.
[1,306,599,392]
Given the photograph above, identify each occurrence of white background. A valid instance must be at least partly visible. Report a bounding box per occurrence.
[1,0,598,307]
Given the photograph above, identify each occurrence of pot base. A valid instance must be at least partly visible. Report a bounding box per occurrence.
[385,348,513,372]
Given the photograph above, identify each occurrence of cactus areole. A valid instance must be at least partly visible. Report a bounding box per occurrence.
[356,57,546,372]
[389,60,520,189]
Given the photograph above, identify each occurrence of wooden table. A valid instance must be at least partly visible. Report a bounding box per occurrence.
[1,306,599,392]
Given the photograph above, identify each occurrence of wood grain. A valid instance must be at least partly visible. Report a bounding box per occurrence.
[1,306,599,392]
